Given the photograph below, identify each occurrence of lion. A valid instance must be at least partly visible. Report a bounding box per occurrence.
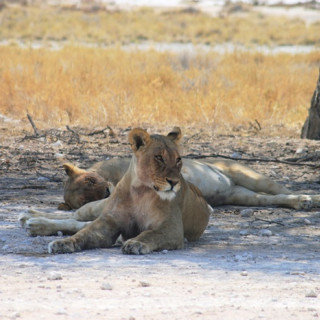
[59,153,317,213]
[22,127,211,254]
[19,127,320,254]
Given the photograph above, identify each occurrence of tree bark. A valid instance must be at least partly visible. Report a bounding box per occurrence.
[301,69,320,139]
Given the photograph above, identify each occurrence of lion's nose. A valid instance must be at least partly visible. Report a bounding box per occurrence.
[166,178,178,189]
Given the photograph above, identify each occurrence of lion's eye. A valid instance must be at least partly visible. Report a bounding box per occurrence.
[176,157,182,165]
[155,155,164,163]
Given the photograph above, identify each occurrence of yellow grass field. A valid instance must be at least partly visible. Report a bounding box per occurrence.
[0,5,320,136]
[1,46,319,135]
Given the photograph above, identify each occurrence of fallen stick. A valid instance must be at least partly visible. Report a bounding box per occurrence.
[184,153,319,168]
[27,113,40,137]
[87,125,114,137]
[66,125,80,143]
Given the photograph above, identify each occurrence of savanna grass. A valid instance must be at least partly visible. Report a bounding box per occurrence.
[0,46,319,135]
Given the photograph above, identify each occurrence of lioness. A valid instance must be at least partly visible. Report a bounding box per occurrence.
[59,152,317,212]
[28,127,211,254]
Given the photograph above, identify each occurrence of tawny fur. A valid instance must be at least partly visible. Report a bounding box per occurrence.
[21,127,211,254]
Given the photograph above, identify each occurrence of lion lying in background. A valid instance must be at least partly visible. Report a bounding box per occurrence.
[59,152,316,212]
[20,127,320,254]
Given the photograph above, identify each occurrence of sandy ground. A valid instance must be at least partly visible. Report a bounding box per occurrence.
[1,124,320,319]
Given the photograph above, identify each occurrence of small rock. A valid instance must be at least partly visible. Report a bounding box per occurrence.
[10,312,20,319]
[57,231,63,237]
[55,153,64,159]
[37,176,50,181]
[161,250,168,254]
[240,209,253,217]
[231,152,242,159]
[241,271,248,276]
[52,140,63,147]
[139,281,150,287]
[100,283,113,291]
[55,309,68,315]
[304,219,311,225]
[47,272,62,281]
[234,255,242,262]
[239,230,249,236]
[305,290,318,298]
[296,148,307,154]
[259,229,273,237]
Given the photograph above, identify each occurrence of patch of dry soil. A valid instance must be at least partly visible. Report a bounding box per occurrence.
[1,126,320,319]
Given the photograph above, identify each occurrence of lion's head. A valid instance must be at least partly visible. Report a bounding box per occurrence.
[60,163,112,210]
[128,127,182,201]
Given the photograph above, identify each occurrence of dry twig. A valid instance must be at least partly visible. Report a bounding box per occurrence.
[87,125,115,138]
[184,153,318,168]
[253,217,285,226]
[66,125,81,143]
[27,113,40,137]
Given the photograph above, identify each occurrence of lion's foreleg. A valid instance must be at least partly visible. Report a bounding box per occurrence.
[122,221,184,255]
[19,209,76,228]
[48,214,120,254]
[25,217,91,237]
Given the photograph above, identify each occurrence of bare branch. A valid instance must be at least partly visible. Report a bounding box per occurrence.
[87,125,115,137]
[184,153,318,168]
[66,125,80,143]
[27,113,40,136]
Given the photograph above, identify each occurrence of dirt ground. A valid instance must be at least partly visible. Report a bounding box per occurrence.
[0,124,320,319]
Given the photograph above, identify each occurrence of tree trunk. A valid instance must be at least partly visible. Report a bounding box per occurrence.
[301,69,320,139]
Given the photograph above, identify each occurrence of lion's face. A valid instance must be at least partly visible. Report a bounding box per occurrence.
[62,164,111,209]
[129,127,182,200]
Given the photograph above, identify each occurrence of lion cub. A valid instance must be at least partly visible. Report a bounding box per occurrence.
[48,127,210,254]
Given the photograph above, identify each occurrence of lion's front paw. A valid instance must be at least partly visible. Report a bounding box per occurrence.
[122,239,152,255]
[25,218,57,237]
[48,238,77,254]
[310,195,320,207]
[294,195,313,210]
[18,212,32,227]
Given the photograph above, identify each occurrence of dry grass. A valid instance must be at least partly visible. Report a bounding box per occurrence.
[0,5,320,136]
[1,46,319,135]
[0,6,320,46]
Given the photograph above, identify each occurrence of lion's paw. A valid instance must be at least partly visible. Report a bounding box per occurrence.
[18,212,32,227]
[25,218,56,237]
[48,239,76,254]
[310,195,320,207]
[293,195,313,210]
[122,239,152,255]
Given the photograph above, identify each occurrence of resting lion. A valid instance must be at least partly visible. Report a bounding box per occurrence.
[58,149,318,213]
[22,127,212,254]
[20,127,320,254]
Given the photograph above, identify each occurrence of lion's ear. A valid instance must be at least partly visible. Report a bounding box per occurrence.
[128,128,151,152]
[167,127,182,143]
[63,163,86,177]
